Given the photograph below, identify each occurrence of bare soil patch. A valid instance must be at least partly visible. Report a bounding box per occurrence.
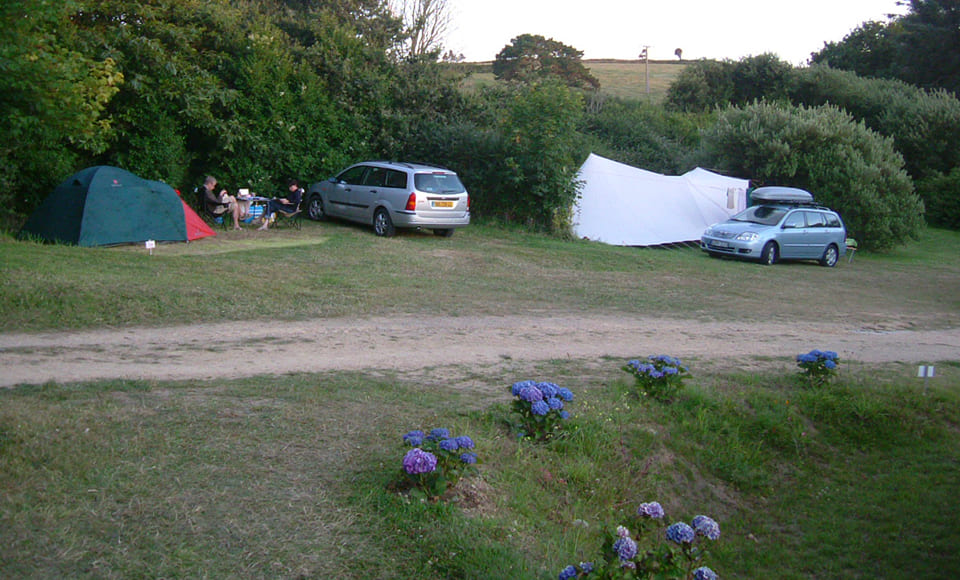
[1,314,957,388]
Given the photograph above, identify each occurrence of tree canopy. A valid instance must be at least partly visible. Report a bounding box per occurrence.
[811,0,960,95]
[492,34,600,89]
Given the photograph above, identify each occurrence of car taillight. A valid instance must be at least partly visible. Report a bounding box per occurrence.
[405,193,417,211]
[466,195,470,210]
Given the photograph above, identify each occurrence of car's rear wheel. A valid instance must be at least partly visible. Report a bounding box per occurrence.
[307,194,326,221]
[820,244,839,267]
[373,208,395,237]
[760,242,778,266]
[433,228,454,238]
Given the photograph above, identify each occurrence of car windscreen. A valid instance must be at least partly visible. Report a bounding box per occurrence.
[732,205,787,226]
[415,172,465,194]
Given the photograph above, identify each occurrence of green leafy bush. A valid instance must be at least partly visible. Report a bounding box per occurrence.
[700,101,924,250]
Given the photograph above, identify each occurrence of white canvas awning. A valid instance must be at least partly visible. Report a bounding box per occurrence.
[573,153,749,246]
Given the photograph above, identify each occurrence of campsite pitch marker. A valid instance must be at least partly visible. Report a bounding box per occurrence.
[145,239,156,255]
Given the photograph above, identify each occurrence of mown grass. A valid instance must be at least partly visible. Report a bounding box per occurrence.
[2,363,959,578]
[2,223,959,332]
[2,223,959,578]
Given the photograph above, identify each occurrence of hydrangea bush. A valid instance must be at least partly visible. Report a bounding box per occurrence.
[796,349,839,387]
[623,355,690,401]
[397,428,478,500]
[510,380,575,441]
[559,501,720,579]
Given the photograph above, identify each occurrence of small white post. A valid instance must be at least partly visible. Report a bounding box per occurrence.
[918,365,935,393]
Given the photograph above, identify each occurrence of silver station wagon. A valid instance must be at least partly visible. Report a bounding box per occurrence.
[700,186,847,267]
[305,161,470,237]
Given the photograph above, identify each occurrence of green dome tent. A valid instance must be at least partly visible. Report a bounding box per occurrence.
[18,166,215,246]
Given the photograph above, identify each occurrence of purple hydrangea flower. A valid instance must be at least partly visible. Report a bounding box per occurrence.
[580,562,593,574]
[547,397,564,410]
[427,428,450,441]
[637,501,665,519]
[693,566,718,580]
[692,515,720,540]
[460,452,477,464]
[612,536,637,560]
[402,430,425,446]
[402,448,437,474]
[531,400,550,416]
[519,386,544,402]
[557,388,574,401]
[439,438,459,451]
[665,522,695,544]
[455,435,475,449]
[616,525,630,537]
[558,565,577,580]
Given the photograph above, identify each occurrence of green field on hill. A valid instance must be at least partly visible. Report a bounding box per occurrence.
[459,59,687,102]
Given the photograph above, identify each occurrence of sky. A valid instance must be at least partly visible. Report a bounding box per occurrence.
[443,0,907,65]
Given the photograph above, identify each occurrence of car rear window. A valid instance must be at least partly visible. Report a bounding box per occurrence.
[415,172,465,194]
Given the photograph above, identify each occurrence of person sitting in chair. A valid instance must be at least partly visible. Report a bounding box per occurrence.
[201,175,242,230]
[258,179,303,231]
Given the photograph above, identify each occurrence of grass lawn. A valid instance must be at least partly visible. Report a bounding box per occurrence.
[1,223,959,578]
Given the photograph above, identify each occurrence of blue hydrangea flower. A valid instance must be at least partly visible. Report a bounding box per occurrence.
[693,566,718,580]
[512,380,536,396]
[580,562,593,574]
[663,366,678,375]
[612,536,638,560]
[402,448,437,474]
[559,410,570,420]
[402,430,425,446]
[824,359,837,369]
[558,565,577,580]
[692,515,720,540]
[531,400,550,416]
[519,386,544,402]
[666,522,695,544]
[557,388,574,401]
[547,397,564,410]
[455,435,475,449]
[651,370,664,379]
[538,382,559,399]
[637,501,665,519]
[439,438,459,451]
[460,452,478,464]
[427,428,450,441]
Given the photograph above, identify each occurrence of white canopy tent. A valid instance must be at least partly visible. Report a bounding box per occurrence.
[573,153,750,246]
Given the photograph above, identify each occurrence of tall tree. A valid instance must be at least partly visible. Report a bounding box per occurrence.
[390,0,451,57]
[811,0,960,94]
[493,34,599,89]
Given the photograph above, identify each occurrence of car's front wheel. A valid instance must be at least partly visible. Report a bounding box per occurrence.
[307,194,326,221]
[820,244,839,267]
[373,208,395,237]
[760,242,778,266]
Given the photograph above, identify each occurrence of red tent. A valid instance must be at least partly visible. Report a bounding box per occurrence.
[180,199,216,240]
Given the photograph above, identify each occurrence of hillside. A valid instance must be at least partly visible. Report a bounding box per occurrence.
[457,59,687,102]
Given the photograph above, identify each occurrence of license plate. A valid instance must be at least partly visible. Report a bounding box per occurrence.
[712,240,730,248]
[432,201,454,208]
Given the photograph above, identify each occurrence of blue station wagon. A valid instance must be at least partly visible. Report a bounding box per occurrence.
[700,186,847,267]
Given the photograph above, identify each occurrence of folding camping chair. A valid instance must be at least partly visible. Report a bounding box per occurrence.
[272,206,302,230]
[195,187,229,230]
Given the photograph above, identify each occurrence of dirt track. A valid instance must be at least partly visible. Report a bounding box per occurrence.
[1,314,958,387]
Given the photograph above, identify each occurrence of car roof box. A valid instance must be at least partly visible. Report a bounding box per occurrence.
[750,186,814,204]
